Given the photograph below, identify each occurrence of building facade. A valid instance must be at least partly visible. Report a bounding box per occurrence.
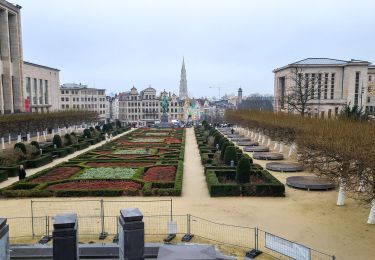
[105,95,119,122]
[118,86,184,126]
[59,83,106,120]
[0,0,23,114]
[273,58,375,118]
[23,61,60,112]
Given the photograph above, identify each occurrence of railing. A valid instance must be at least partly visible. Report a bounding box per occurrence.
[7,212,335,260]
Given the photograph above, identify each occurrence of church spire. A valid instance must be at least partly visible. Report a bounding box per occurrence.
[179,57,188,99]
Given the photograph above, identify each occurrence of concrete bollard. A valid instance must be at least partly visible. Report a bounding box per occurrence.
[53,213,79,260]
[0,218,10,260]
[118,208,145,260]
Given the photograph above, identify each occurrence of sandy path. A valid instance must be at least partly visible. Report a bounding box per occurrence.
[0,129,134,189]
[0,128,374,259]
[182,128,210,198]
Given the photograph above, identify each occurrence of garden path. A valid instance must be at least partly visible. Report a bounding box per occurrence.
[181,128,210,198]
[0,128,135,189]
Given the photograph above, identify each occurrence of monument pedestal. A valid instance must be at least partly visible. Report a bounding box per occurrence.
[158,113,170,128]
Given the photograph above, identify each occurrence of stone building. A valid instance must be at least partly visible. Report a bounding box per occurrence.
[23,61,60,112]
[273,58,375,118]
[59,83,106,120]
[0,0,23,114]
[105,95,119,122]
[118,86,184,126]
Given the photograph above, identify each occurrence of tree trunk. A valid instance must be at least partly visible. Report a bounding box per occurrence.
[337,180,346,206]
[368,199,375,224]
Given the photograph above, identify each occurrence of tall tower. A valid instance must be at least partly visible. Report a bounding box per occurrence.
[179,57,188,99]
[238,87,243,106]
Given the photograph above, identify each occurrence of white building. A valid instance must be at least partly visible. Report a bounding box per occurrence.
[23,61,60,112]
[273,58,375,118]
[118,86,184,127]
[105,95,119,122]
[59,83,106,120]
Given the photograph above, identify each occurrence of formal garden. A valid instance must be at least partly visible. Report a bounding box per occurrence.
[194,121,284,197]
[0,127,185,197]
[0,111,127,183]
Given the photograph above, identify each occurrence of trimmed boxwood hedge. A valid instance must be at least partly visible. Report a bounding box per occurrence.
[0,170,8,182]
[25,155,53,168]
[195,125,285,197]
[0,165,19,177]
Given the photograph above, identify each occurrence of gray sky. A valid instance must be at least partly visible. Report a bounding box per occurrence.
[17,0,375,98]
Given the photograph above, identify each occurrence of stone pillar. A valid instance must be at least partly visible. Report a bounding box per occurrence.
[0,9,12,114]
[52,213,79,260]
[118,208,144,260]
[0,218,10,260]
[8,11,23,113]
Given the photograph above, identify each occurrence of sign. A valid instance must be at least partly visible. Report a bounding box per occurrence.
[265,232,310,260]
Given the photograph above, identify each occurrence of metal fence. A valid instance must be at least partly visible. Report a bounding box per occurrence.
[7,213,335,260]
[30,199,173,238]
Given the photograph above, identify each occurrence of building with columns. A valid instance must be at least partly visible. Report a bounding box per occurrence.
[23,61,60,112]
[179,58,188,99]
[273,58,375,118]
[59,83,107,120]
[0,0,23,114]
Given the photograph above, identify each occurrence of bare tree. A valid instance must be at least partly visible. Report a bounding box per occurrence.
[283,67,323,117]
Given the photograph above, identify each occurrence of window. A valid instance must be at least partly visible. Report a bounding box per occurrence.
[61,97,64,101]
[368,97,371,103]
[39,79,43,104]
[61,90,64,94]
[369,75,372,81]
[61,104,65,109]
[330,73,335,99]
[318,74,322,100]
[311,74,315,99]
[25,77,31,100]
[66,104,69,109]
[335,107,339,116]
[324,73,328,99]
[354,72,360,106]
[33,78,37,104]
[44,80,48,104]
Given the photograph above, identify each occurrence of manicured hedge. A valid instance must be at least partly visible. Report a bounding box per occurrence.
[25,155,53,168]
[205,168,284,197]
[0,165,19,177]
[0,170,8,182]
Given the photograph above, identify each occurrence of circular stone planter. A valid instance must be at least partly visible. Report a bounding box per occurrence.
[286,176,335,190]
[243,146,269,152]
[231,138,251,142]
[237,141,259,146]
[266,162,303,172]
[253,152,284,160]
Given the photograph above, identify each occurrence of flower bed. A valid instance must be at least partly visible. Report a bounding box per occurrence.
[86,162,154,167]
[75,167,137,179]
[46,180,142,190]
[113,149,149,155]
[143,166,176,182]
[165,138,181,143]
[130,138,164,143]
[1,127,185,197]
[30,167,81,183]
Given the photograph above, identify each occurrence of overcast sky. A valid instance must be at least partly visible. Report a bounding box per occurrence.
[17,0,375,98]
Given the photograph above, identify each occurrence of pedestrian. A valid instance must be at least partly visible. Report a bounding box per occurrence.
[19,165,26,180]
[231,128,234,135]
